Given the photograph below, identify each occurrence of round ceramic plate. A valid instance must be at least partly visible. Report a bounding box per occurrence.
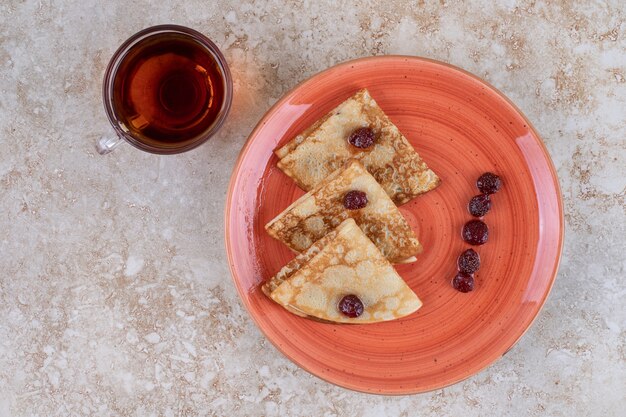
[225,56,563,394]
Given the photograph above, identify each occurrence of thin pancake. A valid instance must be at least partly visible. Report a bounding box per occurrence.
[267,219,422,323]
[265,160,422,264]
[276,88,440,205]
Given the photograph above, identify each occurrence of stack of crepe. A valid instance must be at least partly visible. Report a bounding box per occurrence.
[276,89,440,205]
[262,89,440,323]
[266,160,421,264]
[262,219,422,323]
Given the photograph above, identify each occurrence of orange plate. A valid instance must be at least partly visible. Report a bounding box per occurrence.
[225,56,563,394]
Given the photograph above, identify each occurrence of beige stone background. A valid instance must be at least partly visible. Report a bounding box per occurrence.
[1,0,625,416]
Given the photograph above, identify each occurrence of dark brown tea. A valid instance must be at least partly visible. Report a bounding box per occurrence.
[112,33,226,147]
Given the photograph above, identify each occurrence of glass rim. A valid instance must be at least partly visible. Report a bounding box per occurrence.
[102,24,233,155]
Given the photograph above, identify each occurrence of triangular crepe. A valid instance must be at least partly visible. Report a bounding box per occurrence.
[263,219,422,323]
[275,88,440,205]
[265,160,422,264]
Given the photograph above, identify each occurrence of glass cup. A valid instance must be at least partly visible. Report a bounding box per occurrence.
[97,25,233,155]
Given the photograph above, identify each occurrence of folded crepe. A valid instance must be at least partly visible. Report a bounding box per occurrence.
[275,88,440,205]
[263,219,422,323]
[265,160,422,264]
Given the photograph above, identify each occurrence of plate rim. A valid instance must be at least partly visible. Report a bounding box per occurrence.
[224,55,564,395]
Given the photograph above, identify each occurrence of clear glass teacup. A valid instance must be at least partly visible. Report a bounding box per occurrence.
[97,25,233,155]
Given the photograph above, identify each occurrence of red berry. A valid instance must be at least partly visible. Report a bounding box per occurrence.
[338,294,364,317]
[348,127,375,149]
[452,272,475,292]
[458,249,480,274]
[477,172,502,194]
[468,194,492,217]
[462,220,489,245]
[343,190,368,210]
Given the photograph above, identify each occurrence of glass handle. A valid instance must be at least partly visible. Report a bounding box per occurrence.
[96,134,125,155]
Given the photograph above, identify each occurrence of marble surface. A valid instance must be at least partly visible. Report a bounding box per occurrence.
[0,0,624,415]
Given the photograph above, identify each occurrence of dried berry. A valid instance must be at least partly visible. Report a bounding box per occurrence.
[468,194,492,217]
[477,172,502,194]
[343,190,368,210]
[452,272,475,293]
[457,248,480,274]
[462,220,489,245]
[338,294,364,317]
[348,127,375,149]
